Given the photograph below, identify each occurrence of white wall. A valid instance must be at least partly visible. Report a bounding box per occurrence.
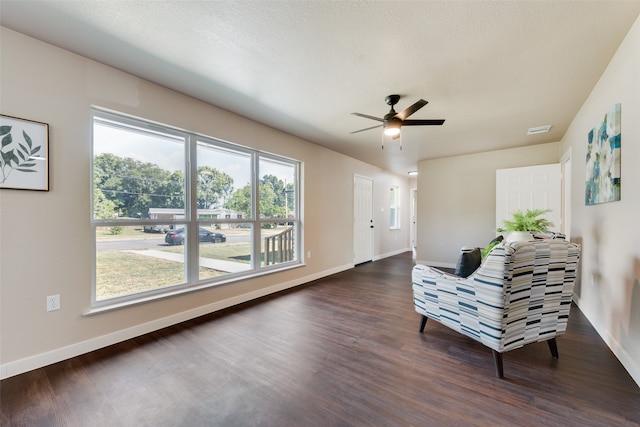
[0,27,412,378]
[416,142,560,268]
[559,15,640,385]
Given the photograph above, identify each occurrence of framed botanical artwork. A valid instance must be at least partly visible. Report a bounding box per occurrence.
[0,114,49,191]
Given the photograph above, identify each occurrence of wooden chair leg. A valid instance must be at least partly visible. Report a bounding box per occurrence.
[492,350,504,378]
[547,338,559,358]
[419,315,428,332]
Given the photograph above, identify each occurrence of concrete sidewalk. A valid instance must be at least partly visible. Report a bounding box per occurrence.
[125,250,251,273]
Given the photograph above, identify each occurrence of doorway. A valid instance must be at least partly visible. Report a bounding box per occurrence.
[410,188,417,260]
[353,174,374,265]
[496,163,562,233]
[561,149,572,239]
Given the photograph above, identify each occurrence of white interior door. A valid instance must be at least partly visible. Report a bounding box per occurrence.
[561,150,572,239]
[353,175,374,264]
[410,188,417,258]
[496,164,562,233]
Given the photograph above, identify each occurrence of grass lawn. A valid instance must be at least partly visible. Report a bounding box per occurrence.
[96,225,291,300]
[162,242,251,262]
[96,251,226,300]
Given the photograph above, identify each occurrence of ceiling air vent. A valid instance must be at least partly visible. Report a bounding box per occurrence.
[527,125,552,135]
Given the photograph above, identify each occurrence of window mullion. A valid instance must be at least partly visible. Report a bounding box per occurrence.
[187,135,199,283]
[252,153,260,270]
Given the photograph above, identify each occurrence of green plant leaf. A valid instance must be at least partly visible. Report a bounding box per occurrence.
[2,134,12,148]
[0,125,11,136]
[31,145,41,155]
[16,168,37,172]
[23,131,32,148]
[3,149,18,166]
[20,162,36,167]
[1,150,12,164]
[16,150,26,161]
[10,150,20,166]
[498,209,553,232]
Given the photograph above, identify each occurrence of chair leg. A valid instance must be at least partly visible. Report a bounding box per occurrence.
[419,315,428,332]
[492,350,504,378]
[547,338,559,358]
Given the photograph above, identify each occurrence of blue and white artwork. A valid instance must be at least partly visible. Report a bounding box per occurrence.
[585,103,621,205]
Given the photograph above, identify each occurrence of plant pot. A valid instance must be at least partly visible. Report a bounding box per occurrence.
[506,231,534,242]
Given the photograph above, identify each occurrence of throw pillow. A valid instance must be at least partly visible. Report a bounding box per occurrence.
[455,247,481,278]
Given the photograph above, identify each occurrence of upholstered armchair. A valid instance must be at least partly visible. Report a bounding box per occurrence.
[412,238,580,378]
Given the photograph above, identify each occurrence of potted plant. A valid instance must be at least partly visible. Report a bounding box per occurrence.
[497,209,554,242]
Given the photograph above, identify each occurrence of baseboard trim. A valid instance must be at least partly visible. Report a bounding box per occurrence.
[374,248,411,261]
[0,263,353,380]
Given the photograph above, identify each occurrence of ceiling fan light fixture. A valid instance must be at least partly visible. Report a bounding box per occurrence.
[383,117,402,137]
[384,125,401,137]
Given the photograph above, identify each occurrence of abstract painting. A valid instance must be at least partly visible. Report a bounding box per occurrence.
[585,103,621,205]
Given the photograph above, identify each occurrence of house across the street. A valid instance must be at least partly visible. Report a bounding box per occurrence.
[144,208,244,232]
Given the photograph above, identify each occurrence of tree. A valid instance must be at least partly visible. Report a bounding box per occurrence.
[260,175,289,218]
[93,187,118,219]
[259,182,285,218]
[226,184,252,218]
[226,176,292,220]
[161,170,186,209]
[261,175,286,209]
[197,166,234,209]
[93,153,292,221]
[94,153,183,217]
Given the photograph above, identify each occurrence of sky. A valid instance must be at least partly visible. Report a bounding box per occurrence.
[93,120,295,189]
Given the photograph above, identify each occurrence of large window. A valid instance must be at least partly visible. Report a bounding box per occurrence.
[92,109,301,307]
[389,186,400,229]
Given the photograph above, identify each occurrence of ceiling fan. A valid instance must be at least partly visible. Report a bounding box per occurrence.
[351,94,445,148]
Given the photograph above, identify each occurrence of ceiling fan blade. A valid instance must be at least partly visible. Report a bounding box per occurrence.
[396,99,428,121]
[351,112,384,122]
[350,124,383,134]
[402,119,445,126]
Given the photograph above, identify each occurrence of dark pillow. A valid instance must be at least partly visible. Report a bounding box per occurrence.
[455,247,481,278]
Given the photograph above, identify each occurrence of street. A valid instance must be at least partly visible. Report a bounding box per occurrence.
[97,233,249,251]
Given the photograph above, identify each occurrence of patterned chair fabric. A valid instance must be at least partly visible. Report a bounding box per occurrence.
[412,238,580,377]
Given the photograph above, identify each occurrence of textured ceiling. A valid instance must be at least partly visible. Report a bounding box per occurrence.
[2,1,639,176]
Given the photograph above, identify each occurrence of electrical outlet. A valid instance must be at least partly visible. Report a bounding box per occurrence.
[47,295,60,312]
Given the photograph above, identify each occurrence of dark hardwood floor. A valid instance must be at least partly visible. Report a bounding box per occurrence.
[2,252,639,426]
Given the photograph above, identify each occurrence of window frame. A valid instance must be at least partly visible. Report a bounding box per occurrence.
[90,108,302,311]
[389,185,400,230]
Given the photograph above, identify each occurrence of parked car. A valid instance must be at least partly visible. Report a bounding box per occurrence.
[165,228,226,245]
[144,224,173,233]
